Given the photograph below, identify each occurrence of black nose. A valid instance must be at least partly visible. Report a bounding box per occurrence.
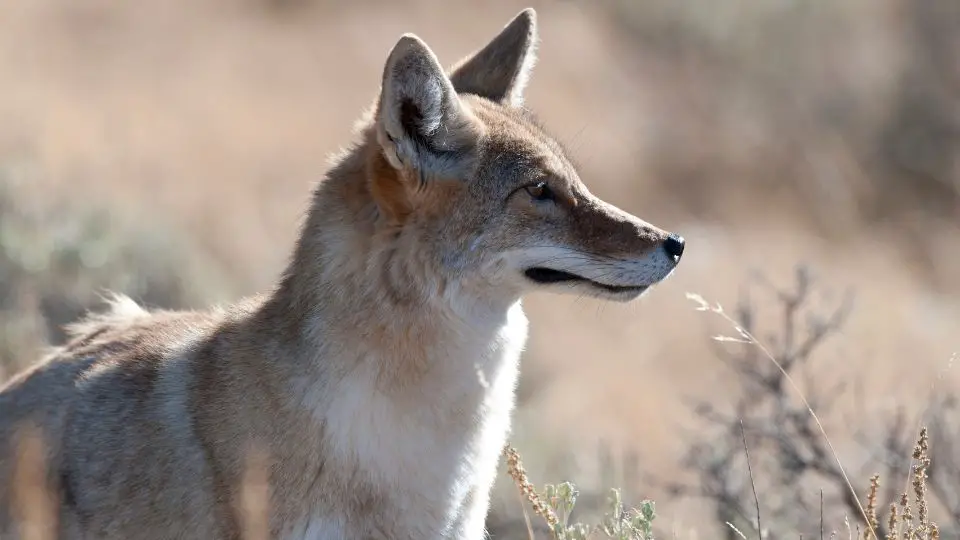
[663,233,685,259]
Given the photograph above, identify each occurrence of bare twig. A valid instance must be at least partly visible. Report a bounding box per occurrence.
[740,420,762,539]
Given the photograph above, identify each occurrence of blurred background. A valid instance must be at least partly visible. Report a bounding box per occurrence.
[1,0,958,537]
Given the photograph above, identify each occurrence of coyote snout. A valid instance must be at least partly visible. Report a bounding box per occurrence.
[505,186,685,302]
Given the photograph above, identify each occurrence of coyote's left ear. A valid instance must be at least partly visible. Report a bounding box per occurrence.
[449,8,538,107]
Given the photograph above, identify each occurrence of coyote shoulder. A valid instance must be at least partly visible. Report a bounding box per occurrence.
[0,8,684,540]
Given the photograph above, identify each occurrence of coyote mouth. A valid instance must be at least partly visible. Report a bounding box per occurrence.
[523,267,649,294]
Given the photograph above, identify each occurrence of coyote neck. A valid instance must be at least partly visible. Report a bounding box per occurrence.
[259,144,524,396]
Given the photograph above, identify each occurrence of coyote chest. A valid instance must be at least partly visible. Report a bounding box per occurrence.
[286,304,529,539]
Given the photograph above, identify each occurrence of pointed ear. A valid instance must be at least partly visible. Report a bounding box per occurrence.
[377,34,476,173]
[449,8,538,107]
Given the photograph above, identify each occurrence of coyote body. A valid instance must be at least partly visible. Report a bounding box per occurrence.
[0,8,684,540]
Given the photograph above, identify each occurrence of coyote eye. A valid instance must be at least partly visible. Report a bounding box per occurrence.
[524,181,554,202]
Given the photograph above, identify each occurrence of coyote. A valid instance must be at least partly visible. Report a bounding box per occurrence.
[0,8,684,540]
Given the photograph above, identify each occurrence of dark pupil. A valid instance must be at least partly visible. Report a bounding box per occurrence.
[527,182,551,200]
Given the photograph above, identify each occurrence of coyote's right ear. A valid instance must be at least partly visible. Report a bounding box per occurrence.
[376,34,477,175]
[449,8,538,107]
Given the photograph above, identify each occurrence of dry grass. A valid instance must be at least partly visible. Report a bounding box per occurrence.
[866,428,940,540]
[502,429,943,539]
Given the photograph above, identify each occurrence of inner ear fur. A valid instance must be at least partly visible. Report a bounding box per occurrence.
[376,34,475,174]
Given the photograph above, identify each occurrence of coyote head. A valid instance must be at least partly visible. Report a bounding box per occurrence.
[338,8,684,306]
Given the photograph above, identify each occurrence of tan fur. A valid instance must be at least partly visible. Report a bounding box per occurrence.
[0,8,684,540]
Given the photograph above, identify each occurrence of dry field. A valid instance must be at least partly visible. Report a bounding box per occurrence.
[1,0,958,536]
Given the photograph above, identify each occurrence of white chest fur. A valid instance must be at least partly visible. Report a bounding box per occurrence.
[287,302,529,539]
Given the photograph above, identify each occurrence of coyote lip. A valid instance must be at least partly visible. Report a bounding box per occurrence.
[523,267,649,294]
